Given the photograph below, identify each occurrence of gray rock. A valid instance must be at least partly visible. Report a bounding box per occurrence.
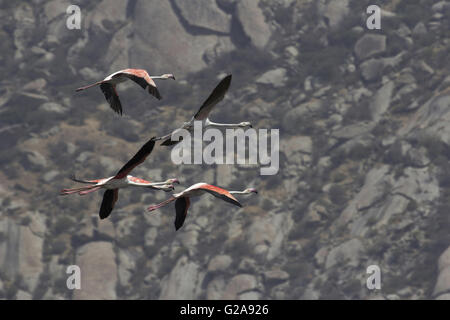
[354,34,387,60]
[208,255,232,272]
[432,1,450,12]
[319,0,350,28]
[406,147,430,167]
[39,102,67,114]
[87,0,128,34]
[334,165,390,228]
[206,276,226,299]
[159,256,202,299]
[25,151,48,169]
[73,241,117,300]
[369,81,394,122]
[238,291,261,300]
[44,0,71,22]
[42,170,60,183]
[438,246,450,272]
[16,290,32,300]
[222,274,258,299]
[433,266,450,297]
[360,53,405,82]
[325,239,364,269]
[412,22,427,36]
[174,0,231,33]
[263,269,289,283]
[247,212,292,261]
[256,68,287,88]
[332,122,375,140]
[236,0,272,48]
[131,0,234,77]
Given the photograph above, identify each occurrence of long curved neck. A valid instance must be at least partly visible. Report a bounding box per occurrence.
[150,75,167,80]
[205,118,242,128]
[229,190,250,195]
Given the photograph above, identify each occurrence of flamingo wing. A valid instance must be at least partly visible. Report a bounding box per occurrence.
[114,137,156,179]
[99,189,119,219]
[174,197,190,231]
[193,75,232,120]
[70,174,101,185]
[198,184,242,208]
[100,83,123,115]
[119,70,162,100]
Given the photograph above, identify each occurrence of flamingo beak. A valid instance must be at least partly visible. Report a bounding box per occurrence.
[172,179,180,184]
[170,74,176,80]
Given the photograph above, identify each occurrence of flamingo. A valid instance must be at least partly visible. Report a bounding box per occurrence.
[60,137,179,219]
[75,69,175,115]
[147,183,257,230]
[156,74,253,146]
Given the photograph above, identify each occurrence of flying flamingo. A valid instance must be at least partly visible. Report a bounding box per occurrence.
[75,69,176,115]
[60,137,179,219]
[156,74,253,146]
[147,182,257,230]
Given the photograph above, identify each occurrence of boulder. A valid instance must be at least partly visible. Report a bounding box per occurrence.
[236,0,272,48]
[73,241,117,299]
[256,68,287,88]
[159,256,202,299]
[174,0,231,33]
[325,239,364,269]
[354,34,387,60]
[222,274,258,299]
[130,0,234,77]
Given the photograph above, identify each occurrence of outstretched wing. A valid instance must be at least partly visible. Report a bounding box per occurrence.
[198,184,242,208]
[119,69,162,100]
[114,137,156,179]
[100,83,123,115]
[70,174,101,185]
[174,197,190,231]
[193,75,232,120]
[99,189,119,219]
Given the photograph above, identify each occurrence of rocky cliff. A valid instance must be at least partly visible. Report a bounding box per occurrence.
[0,0,449,300]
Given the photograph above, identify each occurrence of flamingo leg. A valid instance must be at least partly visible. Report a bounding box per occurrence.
[60,185,99,195]
[147,197,176,212]
[79,186,102,195]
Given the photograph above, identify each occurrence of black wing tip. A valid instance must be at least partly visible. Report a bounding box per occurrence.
[161,139,180,146]
[174,222,182,231]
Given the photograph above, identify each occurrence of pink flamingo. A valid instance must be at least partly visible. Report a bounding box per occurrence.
[60,137,179,219]
[147,183,257,230]
[75,69,175,115]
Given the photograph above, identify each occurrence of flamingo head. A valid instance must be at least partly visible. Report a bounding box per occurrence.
[166,178,180,185]
[239,121,252,128]
[244,188,258,194]
[162,74,176,80]
[160,184,175,192]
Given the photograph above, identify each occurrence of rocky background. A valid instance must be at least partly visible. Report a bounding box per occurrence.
[0,0,449,300]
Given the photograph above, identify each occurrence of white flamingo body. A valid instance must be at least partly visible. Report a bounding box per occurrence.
[158,75,252,146]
